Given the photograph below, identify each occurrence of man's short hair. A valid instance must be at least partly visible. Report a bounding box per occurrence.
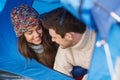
[42,7,86,38]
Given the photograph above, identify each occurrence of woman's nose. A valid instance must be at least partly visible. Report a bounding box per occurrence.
[34,31,40,37]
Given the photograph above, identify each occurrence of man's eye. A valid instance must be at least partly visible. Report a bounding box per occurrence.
[53,37,56,39]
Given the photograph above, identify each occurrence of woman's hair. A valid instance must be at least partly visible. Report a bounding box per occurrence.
[18,23,58,68]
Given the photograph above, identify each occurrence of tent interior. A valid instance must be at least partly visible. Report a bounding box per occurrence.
[0,0,120,80]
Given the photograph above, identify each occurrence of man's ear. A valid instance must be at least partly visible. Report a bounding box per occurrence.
[65,32,73,40]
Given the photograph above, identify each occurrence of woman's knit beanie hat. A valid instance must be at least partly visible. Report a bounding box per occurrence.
[11,4,40,37]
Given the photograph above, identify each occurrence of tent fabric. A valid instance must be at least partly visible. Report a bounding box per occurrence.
[0,0,6,13]
[91,0,120,39]
[87,23,120,80]
[87,0,120,79]
[0,70,31,79]
[0,0,73,80]
[32,0,62,14]
[1,0,120,80]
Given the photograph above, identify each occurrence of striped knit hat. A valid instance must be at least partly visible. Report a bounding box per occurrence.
[11,4,40,37]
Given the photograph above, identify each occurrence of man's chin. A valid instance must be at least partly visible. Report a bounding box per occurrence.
[60,46,66,49]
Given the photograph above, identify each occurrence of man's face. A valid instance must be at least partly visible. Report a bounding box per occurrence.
[49,29,73,49]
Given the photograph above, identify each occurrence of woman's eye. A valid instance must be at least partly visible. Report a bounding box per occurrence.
[27,31,32,35]
[37,27,41,30]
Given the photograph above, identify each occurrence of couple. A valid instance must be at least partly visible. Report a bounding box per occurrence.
[11,4,96,80]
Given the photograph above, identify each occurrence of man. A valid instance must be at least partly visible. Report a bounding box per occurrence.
[42,7,96,79]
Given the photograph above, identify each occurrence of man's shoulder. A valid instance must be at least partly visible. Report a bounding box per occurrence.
[56,47,72,57]
[58,46,70,52]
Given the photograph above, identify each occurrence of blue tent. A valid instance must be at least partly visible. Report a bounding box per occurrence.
[0,0,120,80]
[0,0,73,80]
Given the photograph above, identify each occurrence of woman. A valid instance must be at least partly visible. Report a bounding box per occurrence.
[10,4,58,69]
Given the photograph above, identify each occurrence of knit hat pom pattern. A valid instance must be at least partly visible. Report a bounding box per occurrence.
[11,4,40,37]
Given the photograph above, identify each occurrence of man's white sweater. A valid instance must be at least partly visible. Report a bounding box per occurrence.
[54,28,96,77]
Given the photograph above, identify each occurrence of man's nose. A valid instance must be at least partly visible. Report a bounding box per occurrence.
[52,38,55,42]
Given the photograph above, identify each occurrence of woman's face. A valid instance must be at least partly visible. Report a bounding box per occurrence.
[24,25,43,45]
